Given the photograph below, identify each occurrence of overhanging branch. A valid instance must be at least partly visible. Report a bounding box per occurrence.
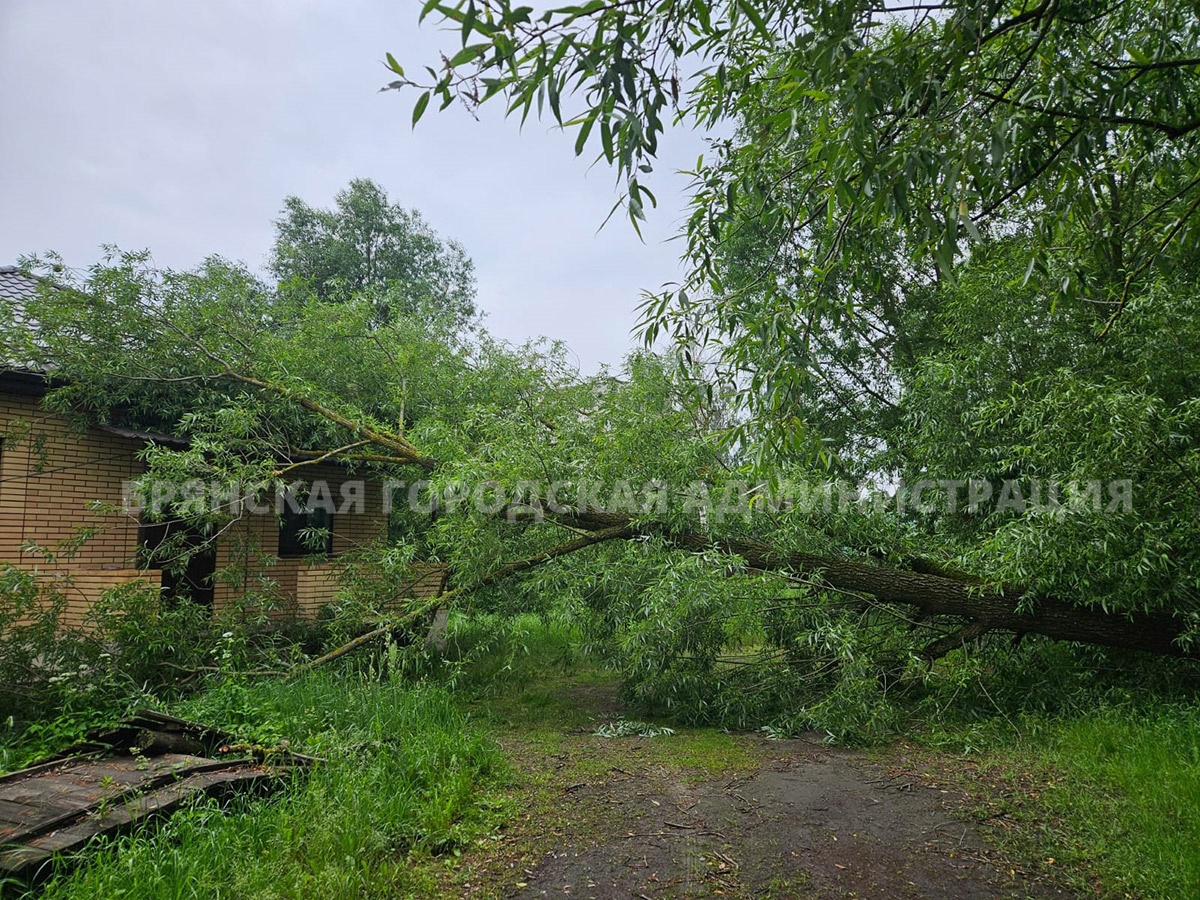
[301,522,634,667]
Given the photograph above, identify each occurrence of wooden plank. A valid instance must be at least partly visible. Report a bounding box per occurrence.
[0,794,83,824]
[0,761,279,877]
[0,756,252,847]
[0,797,34,823]
[0,713,312,883]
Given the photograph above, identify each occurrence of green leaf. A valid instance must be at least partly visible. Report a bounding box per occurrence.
[412,91,431,127]
[574,113,596,156]
[418,0,443,24]
[450,43,490,67]
[462,0,477,43]
[735,0,770,36]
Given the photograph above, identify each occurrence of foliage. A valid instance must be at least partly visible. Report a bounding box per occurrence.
[594,719,674,737]
[271,178,478,331]
[14,250,468,446]
[0,570,209,767]
[0,566,344,770]
[321,542,423,636]
[554,541,916,741]
[9,205,1200,745]
[27,673,503,900]
[0,566,70,713]
[8,250,470,604]
[385,2,1200,717]
[888,239,1200,628]
[403,0,1200,459]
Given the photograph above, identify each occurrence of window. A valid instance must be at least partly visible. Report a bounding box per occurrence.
[278,504,334,557]
[137,517,171,569]
[137,514,215,608]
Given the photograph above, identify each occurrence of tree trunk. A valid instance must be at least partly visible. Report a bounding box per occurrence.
[561,509,1192,657]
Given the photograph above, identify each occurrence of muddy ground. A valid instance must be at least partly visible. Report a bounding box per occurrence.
[438,680,1073,899]
[506,739,1067,899]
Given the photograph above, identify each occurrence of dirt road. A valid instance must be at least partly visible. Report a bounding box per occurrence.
[506,736,1065,899]
[442,675,1071,899]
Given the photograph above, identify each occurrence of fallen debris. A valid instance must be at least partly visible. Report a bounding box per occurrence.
[0,710,314,882]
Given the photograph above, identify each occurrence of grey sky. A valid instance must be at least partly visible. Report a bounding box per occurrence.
[0,1,705,373]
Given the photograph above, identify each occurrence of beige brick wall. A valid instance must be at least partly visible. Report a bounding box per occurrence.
[1,393,390,624]
[1,392,149,627]
[211,462,389,618]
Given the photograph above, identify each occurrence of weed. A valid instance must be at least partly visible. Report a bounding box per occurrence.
[27,671,505,900]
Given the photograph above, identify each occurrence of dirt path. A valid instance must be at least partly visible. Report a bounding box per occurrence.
[443,680,1072,899]
[508,737,1062,899]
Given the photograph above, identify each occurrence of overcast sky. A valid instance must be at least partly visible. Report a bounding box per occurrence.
[0,1,706,373]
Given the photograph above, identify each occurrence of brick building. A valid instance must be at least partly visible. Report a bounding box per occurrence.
[1,265,393,624]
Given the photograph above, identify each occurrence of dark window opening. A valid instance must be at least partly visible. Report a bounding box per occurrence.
[278,504,334,557]
[137,516,215,609]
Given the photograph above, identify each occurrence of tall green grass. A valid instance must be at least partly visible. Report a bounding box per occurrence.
[24,670,504,900]
[907,641,1200,897]
[436,611,583,685]
[1016,705,1200,898]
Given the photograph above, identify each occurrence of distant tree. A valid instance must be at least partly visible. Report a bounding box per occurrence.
[270,178,477,330]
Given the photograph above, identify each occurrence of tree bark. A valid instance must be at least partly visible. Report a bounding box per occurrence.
[559,509,1192,658]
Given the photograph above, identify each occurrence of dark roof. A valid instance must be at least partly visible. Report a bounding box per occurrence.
[1,266,44,371]
[0,370,48,396]
[97,423,190,448]
[0,265,41,316]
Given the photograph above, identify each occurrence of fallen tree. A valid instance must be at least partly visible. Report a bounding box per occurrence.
[16,257,1198,672]
[566,511,1192,659]
[309,504,1194,668]
[123,322,1200,663]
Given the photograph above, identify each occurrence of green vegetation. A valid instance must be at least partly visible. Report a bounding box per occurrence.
[1,610,1198,897]
[2,4,1200,893]
[407,0,1200,463]
[1002,706,1200,899]
[271,178,477,331]
[25,672,503,900]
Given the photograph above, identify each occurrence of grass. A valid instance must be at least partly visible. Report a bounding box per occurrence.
[904,642,1200,897]
[435,611,760,773]
[397,613,767,897]
[974,705,1200,898]
[22,670,505,900]
[7,613,1200,898]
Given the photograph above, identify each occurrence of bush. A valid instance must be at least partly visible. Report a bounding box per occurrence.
[0,566,359,767]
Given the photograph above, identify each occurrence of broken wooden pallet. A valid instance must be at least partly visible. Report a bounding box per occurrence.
[0,710,313,882]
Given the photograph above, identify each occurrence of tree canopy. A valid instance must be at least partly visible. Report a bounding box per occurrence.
[396,0,1200,459]
[7,240,1199,738]
[7,1,1200,739]
[271,178,477,330]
